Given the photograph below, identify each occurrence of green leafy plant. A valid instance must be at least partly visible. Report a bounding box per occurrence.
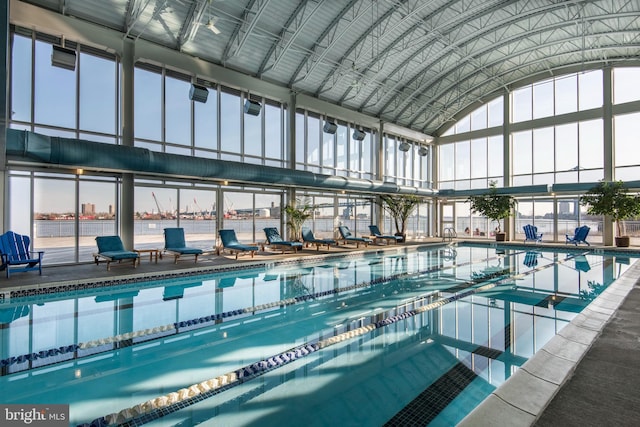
[378,194,422,240]
[579,180,640,238]
[466,181,516,234]
[283,197,314,241]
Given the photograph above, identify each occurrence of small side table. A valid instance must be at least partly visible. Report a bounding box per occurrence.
[135,249,160,264]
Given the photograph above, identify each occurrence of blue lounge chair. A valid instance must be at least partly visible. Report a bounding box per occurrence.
[218,229,259,259]
[301,226,337,251]
[0,231,44,278]
[163,228,203,263]
[523,224,543,243]
[94,235,139,271]
[523,251,540,268]
[263,227,303,254]
[566,225,590,246]
[337,226,373,248]
[368,225,401,245]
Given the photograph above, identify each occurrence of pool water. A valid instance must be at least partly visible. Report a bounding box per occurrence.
[0,244,632,426]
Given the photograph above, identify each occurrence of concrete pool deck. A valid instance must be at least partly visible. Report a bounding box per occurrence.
[1,239,639,426]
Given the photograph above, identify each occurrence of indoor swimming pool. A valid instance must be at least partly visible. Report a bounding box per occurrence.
[0,244,635,426]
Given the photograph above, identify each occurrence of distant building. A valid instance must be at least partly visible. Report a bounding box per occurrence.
[109,205,114,216]
[82,203,95,215]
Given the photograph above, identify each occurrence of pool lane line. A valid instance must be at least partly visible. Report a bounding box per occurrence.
[80,250,560,426]
[1,250,522,374]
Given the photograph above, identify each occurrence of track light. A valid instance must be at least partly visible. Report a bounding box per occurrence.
[51,45,76,71]
[352,129,366,141]
[418,146,429,156]
[189,84,209,103]
[244,99,262,115]
[323,121,337,134]
[398,142,411,152]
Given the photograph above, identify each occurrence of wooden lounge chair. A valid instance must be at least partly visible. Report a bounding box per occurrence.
[218,229,259,259]
[163,228,203,263]
[301,227,336,251]
[0,231,44,278]
[337,226,372,248]
[93,235,138,271]
[566,225,590,246]
[523,224,543,243]
[368,225,401,245]
[263,227,303,253]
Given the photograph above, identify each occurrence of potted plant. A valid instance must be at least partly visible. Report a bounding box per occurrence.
[579,180,640,247]
[283,197,314,241]
[466,181,516,241]
[377,194,421,243]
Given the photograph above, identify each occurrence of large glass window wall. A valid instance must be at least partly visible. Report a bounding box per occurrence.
[7,28,435,266]
[440,68,638,244]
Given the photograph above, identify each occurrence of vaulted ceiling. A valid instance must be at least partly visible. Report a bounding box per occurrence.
[17,0,640,136]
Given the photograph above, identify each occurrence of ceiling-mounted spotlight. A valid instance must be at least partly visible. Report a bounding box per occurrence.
[398,141,411,152]
[352,129,366,141]
[51,45,76,71]
[189,83,209,103]
[244,99,262,115]
[206,17,221,34]
[323,121,337,134]
[418,146,429,156]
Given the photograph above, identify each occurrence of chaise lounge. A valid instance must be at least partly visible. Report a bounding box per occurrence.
[218,229,259,259]
[301,226,337,251]
[0,231,44,278]
[263,227,303,254]
[163,228,203,263]
[368,225,401,245]
[93,235,138,271]
[337,226,373,248]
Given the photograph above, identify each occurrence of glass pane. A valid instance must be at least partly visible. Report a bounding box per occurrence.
[533,127,554,173]
[556,123,578,172]
[194,87,217,150]
[11,34,32,123]
[533,79,554,119]
[244,97,263,158]
[578,70,602,110]
[470,104,487,131]
[35,41,76,129]
[512,131,532,175]
[613,67,640,105]
[34,178,76,264]
[220,91,241,153]
[9,176,31,237]
[295,111,305,165]
[555,74,577,115]
[79,180,116,262]
[178,188,217,249]
[470,138,487,179]
[223,191,256,242]
[488,96,503,128]
[512,86,532,123]
[439,144,455,181]
[614,112,640,168]
[579,119,603,171]
[134,67,162,141]
[487,136,503,178]
[455,140,470,180]
[264,103,282,162]
[79,53,116,134]
[134,186,178,248]
[307,115,320,165]
[165,76,191,146]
